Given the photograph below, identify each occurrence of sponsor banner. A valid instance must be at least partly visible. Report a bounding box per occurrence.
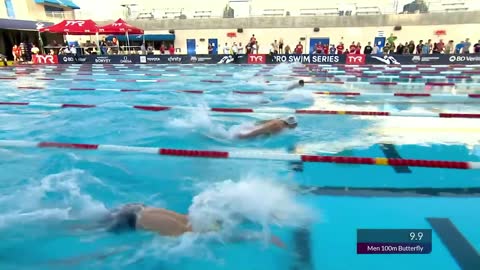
[367,54,480,65]
[33,55,59,64]
[58,55,140,64]
[346,54,366,65]
[267,54,345,64]
[247,54,267,64]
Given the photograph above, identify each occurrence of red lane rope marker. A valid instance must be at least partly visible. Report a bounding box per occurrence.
[0,102,479,118]
[0,140,478,170]
[314,91,477,98]
[426,82,456,86]
[315,92,360,96]
[0,77,16,80]
[469,94,480,98]
[133,105,171,111]
[370,82,398,85]
[178,90,204,94]
[70,88,96,91]
[211,108,254,113]
[394,93,431,97]
[62,104,96,108]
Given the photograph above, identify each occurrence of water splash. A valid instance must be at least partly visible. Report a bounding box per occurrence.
[188,177,314,234]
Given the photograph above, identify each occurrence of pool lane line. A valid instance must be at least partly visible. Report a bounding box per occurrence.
[427,218,480,270]
[292,228,314,270]
[380,144,412,174]
[299,186,480,197]
[0,140,479,170]
[13,87,480,100]
[2,101,480,119]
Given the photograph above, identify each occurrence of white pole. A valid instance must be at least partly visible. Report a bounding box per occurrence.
[96,32,100,54]
[126,31,130,54]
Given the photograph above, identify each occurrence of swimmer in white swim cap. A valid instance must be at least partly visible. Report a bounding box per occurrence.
[236,115,298,139]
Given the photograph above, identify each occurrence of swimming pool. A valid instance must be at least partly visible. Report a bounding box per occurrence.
[0,63,479,270]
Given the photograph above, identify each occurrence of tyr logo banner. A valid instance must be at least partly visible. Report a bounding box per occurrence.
[33,55,58,64]
[346,54,366,65]
[247,54,266,64]
[65,20,85,27]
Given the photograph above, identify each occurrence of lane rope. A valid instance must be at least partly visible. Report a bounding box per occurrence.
[0,101,480,118]
[0,140,478,170]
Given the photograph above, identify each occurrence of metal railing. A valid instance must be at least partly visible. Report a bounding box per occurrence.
[45,11,75,20]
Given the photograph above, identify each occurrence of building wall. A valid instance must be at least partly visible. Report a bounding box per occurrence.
[145,24,478,55]
[0,0,73,21]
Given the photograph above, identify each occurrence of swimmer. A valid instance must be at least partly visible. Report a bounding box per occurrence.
[236,116,298,139]
[286,80,305,90]
[75,203,285,248]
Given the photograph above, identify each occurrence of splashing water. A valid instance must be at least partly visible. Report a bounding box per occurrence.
[187,177,314,235]
[0,169,108,230]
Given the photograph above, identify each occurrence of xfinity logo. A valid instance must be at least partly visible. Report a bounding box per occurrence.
[272,55,340,63]
[95,57,111,63]
[120,56,132,64]
[168,57,182,63]
[65,20,85,27]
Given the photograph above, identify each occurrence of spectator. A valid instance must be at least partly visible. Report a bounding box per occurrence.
[427,39,433,54]
[256,42,260,54]
[315,43,323,54]
[416,40,423,54]
[464,38,471,53]
[0,53,7,66]
[252,42,257,54]
[408,41,415,54]
[168,44,175,55]
[49,49,55,55]
[364,42,373,54]
[455,41,464,54]
[445,40,454,54]
[329,44,336,54]
[279,39,284,54]
[474,40,480,54]
[208,43,213,54]
[31,44,40,55]
[389,43,396,54]
[323,44,328,54]
[12,45,20,62]
[273,40,279,54]
[160,43,166,54]
[387,33,397,45]
[355,42,361,54]
[403,42,409,54]
[70,45,78,62]
[140,43,146,54]
[250,35,256,45]
[336,42,344,54]
[232,42,238,55]
[238,42,244,54]
[223,43,230,54]
[432,42,440,54]
[349,42,356,53]
[343,49,349,54]
[294,42,303,54]
[285,44,291,55]
[437,39,445,53]
[383,43,390,54]
[246,43,251,54]
[269,43,275,55]
[421,42,429,54]
[396,42,405,54]
[372,43,379,54]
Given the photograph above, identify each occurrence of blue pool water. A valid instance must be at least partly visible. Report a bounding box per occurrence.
[0,63,479,270]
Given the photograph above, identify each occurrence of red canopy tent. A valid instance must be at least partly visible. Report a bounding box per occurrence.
[98,19,144,51]
[39,19,99,35]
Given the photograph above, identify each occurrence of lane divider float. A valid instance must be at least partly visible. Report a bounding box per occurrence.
[0,140,478,170]
[0,101,480,118]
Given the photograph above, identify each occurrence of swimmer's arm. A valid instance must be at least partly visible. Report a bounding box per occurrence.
[236,125,271,139]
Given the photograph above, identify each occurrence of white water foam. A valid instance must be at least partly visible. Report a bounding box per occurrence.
[0,169,107,229]
[188,177,314,234]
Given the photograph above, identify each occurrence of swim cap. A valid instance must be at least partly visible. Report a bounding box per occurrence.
[283,116,298,126]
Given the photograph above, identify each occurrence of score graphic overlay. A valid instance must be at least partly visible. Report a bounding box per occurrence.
[357,229,432,254]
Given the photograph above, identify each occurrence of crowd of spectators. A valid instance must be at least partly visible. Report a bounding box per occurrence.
[217,33,480,56]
